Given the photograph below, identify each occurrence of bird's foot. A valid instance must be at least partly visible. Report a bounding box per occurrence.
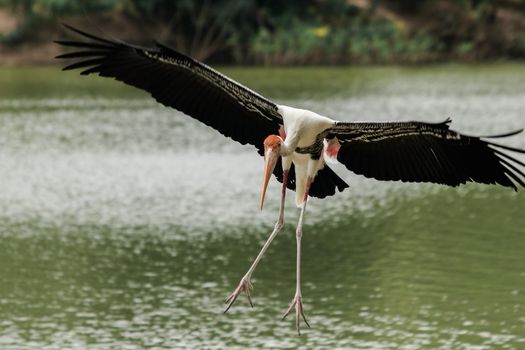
[224,276,253,312]
[282,292,310,335]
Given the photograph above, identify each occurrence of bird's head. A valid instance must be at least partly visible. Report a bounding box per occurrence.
[260,135,282,210]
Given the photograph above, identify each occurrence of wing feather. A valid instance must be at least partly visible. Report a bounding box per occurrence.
[329,120,525,190]
[56,25,348,199]
[55,24,283,153]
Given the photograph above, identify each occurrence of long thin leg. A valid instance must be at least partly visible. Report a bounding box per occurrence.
[224,170,289,312]
[283,176,312,335]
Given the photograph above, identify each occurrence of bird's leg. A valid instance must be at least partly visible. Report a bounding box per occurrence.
[283,176,312,335]
[224,170,289,312]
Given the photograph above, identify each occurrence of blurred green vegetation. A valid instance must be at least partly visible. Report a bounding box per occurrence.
[1,0,524,64]
[0,0,117,44]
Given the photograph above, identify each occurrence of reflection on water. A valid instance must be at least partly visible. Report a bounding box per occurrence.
[0,65,524,349]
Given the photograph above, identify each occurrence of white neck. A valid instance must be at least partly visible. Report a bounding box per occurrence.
[280,133,299,157]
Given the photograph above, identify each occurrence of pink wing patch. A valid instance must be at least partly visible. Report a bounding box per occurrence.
[278,126,286,140]
[325,138,341,158]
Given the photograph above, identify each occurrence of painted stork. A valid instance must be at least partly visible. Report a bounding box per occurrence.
[56,25,525,334]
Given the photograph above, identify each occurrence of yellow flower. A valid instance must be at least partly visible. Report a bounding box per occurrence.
[393,19,407,33]
[311,26,330,39]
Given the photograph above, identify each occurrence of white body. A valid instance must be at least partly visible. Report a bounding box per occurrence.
[277,105,335,206]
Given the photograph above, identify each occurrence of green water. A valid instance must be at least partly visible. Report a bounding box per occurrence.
[0,65,524,349]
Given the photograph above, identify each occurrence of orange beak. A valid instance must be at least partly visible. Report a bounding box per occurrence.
[260,148,279,210]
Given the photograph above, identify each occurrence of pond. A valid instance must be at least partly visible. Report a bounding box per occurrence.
[0,65,524,349]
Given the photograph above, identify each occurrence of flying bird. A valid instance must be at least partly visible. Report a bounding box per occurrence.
[56,24,525,335]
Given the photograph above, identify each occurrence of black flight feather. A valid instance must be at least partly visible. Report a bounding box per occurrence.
[329,120,525,190]
[55,24,347,199]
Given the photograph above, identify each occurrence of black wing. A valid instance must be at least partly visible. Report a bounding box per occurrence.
[273,162,349,199]
[328,119,525,190]
[55,24,283,154]
[55,25,347,199]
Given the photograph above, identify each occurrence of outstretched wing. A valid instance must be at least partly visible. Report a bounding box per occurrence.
[55,24,283,153]
[327,119,525,189]
[55,25,346,199]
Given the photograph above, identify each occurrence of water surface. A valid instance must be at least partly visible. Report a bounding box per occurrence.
[1,65,524,349]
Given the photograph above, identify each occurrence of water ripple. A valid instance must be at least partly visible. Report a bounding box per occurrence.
[0,66,524,349]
